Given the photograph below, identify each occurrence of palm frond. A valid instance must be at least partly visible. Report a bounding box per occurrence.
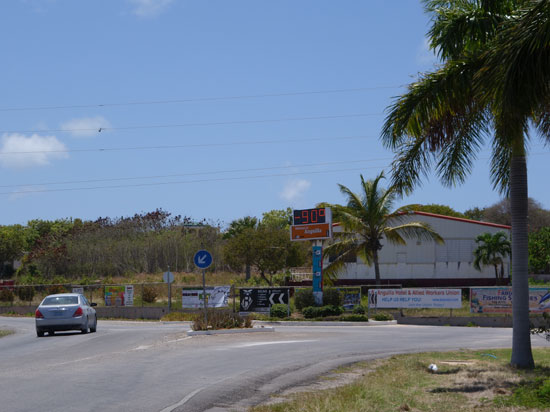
[384,222,445,244]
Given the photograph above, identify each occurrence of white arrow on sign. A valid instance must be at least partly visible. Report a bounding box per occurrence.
[198,254,207,264]
[269,293,286,305]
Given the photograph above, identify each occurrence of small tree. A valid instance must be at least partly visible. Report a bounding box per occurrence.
[473,232,511,284]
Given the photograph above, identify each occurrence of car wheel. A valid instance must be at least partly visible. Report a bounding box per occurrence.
[90,316,97,333]
[36,329,44,338]
[81,317,89,334]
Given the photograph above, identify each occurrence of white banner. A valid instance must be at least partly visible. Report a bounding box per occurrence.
[124,285,134,306]
[182,286,230,308]
[368,288,462,309]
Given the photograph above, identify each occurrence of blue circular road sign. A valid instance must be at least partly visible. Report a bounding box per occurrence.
[194,250,213,269]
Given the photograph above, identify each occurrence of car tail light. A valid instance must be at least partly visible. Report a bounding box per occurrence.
[73,307,83,317]
[35,309,44,318]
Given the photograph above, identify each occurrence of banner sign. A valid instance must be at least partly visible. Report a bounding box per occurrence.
[337,287,361,310]
[182,286,230,308]
[470,287,550,313]
[72,287,84,294]
[239,288,290,313]
[368,288,462,309]
[105,285,134,306]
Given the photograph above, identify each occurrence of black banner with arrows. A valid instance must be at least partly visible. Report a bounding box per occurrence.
[239,288,290,313]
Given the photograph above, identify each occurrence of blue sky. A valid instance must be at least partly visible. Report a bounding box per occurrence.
[1,0,548,227]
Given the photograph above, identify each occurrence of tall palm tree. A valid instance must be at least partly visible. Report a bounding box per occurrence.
[473,231,511,283]
[381,0,545,368]
[320,173,443,285]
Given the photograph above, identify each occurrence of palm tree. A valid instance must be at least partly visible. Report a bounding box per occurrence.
[320,172,443,285]
[223,216,258,280]
[473,232,511,284]
[381,0,544,368]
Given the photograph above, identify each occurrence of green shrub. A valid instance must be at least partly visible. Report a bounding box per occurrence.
[352,305,366,314]
[0,288,14,303]
[340,314,368,322]
[302,305,343,319]
[16,286,35,302]
[270,303,288,318]
[192,309,250,330]
[295,288,315,311]
[142,285,158,303]
[373,312,394,321]
[322,288,341,307]
[302,306,319,319]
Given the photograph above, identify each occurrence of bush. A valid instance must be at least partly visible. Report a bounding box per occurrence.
[270,303,288,318]
[16,286,35,302]
[142,285,158,303]
[192,309,251,331]
[322,288,341,307]
[373,312,394,321]
[340,314,368,322]
[0,288,14,303]
[46,285,67,295]
[302,305,343,319]
[352,305,366,314]
[295,288,316,311]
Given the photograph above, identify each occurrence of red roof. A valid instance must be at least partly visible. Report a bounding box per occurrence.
[333,210,511,230]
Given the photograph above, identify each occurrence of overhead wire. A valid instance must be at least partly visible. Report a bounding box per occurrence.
[0,85,403,112]
[0,134,373,155]
[0,158,392,188]
[0,112,383,135]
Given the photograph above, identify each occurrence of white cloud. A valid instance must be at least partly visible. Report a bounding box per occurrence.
[280,179,311,202]
[416,37,438,68]
[0,133,68,169]
[128,0,174,17]
[60,116,111,138]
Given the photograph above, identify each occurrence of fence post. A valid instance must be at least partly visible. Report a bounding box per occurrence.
[141,283,144,308]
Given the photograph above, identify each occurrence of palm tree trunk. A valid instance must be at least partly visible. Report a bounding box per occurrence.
[373,249,381,286]
[510,151,534,369]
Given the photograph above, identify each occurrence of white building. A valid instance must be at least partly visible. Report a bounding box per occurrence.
[329,211,511,287]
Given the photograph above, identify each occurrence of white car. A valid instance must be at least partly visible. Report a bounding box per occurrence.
[35,293,97,337]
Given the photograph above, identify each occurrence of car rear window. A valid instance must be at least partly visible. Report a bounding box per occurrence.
[42,296,79,305]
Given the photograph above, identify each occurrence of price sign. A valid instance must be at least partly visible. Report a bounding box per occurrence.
[293,208,331,226]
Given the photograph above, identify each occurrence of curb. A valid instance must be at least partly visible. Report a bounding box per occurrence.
[187,327,275,336]
[252,320,397,326]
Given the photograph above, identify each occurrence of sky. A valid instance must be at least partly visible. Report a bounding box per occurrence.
[1,0,549,227]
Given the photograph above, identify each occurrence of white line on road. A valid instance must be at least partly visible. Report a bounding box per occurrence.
[158,387,203,412]
[227,339,318,349]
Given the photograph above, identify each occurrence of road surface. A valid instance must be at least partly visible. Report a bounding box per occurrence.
[0,317,546,412]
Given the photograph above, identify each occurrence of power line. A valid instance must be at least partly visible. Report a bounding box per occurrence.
[0,86,402,112]
[0,158,392,188]
[0,113,382,135]
[0,165,389,196]
[0,134,374,155]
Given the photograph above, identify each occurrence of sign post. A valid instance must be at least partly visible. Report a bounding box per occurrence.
[163,268,174,311]
[194,250,213,325]
[291,208,332,306]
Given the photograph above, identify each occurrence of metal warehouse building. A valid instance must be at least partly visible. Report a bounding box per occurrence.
[329,211,511,287]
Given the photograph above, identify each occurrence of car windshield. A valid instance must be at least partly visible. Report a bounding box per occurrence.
[42,296,79,305]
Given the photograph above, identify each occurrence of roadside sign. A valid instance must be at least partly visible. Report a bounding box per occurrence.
[194,250,213,269]
[163,271,174,283]
[290,223,332,241]
[239,288,290,313]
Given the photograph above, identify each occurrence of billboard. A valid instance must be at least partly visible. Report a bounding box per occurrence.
[368,288,462,309]
[470,287,550,313]
[337,287,361,310]
[239,288,290,313]
[182,286,230,309]
[105,285,134,306]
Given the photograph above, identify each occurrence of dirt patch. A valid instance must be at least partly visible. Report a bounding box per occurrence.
[261,363,376,406]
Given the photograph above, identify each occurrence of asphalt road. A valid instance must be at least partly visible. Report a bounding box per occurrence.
[0,317,547,412]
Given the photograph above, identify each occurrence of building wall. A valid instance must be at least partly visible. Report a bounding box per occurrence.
[330,212,511,282]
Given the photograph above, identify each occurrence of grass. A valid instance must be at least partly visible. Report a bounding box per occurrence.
[0,329,14,338]
[250,348,550,412]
